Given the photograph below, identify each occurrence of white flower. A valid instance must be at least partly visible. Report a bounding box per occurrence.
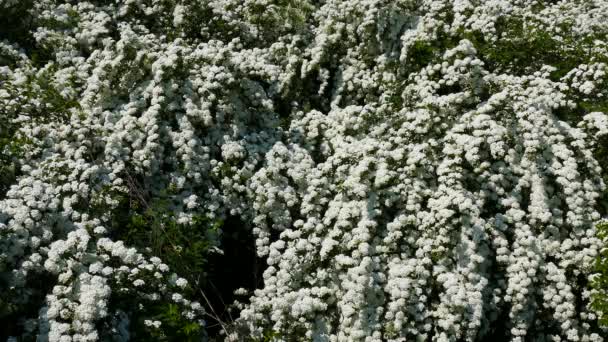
[175,278,188,288]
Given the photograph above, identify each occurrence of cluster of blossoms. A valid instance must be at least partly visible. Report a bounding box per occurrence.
[2,0,608,341]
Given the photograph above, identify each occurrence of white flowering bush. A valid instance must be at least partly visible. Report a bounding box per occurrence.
[3,0,608,341]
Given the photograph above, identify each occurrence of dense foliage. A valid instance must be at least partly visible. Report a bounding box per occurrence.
[2,0,608,341]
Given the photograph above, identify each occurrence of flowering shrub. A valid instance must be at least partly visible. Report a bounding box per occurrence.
[2,0,608,341]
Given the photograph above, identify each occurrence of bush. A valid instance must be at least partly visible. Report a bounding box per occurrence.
[2,0,608,341]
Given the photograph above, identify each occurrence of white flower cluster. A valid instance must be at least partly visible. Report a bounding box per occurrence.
[2,0,608,341]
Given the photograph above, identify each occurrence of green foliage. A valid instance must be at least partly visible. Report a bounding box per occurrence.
[259,329,281,342]
[591,131,608,217]
[0,1,35,55]
[591,221,608,327]
[406,40,438,71]
[580,100,608,116]
[37,71,80,118]
[245,0,315,37]
[246,329,281,342]
[96,178,224,340]
[157,303,201,338]
[133,303,203,342]
[114,186,222,284]
[460,16,603,79]
[0,136,29,197]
